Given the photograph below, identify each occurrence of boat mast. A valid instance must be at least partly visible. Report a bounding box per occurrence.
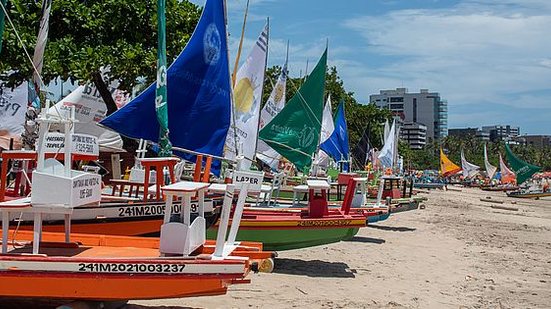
[230,0,250,160]
[232,0,250,87]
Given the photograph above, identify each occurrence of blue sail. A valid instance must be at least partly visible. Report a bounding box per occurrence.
[100,0,231,175]
[320,101,350,171]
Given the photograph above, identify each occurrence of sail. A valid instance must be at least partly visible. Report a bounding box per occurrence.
[499,154,516,184]
[101,0,231,174]
[440,148,461,177]
[484,144,497,179]
[320,100,349,171]
[312,96,333,168]
[352,123,371,168]
[256,64,287,170]
[378,119,396,168]
[225,23,268,167]
[460,149,480,178]
[505,143,541,184]
[383,120,390,144]
[259,48,327,173]
[31,0,52,87]
[0,81,27,150]
[47,84,129,152]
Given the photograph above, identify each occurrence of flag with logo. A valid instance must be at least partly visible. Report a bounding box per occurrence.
[225,23,268,168]
[101,0,231,175]
[259,48,327,173]
[256,64,287,170]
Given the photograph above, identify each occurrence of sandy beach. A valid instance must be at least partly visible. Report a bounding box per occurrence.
[127,187,551,309]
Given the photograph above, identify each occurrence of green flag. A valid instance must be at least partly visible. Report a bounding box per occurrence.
[505,143,541,184]
[0,0,8,54]
[155,0,171,157]
[259,48,327,173]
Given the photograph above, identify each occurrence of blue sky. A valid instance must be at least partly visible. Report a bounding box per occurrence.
[190,0,551,135]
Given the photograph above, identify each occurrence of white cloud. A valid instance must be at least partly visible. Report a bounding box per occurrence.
[342,0,551,113]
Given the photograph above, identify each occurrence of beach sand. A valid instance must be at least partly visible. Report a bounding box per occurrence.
[127,187,551,309]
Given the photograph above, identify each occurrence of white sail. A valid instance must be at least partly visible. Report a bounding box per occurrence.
[484,144,497,179]
[383,120,390,144]
[313,96,334,167]
[225,23,269,168]
[0,82,27,150]
[378,119,396,168]
[461,149,480,179]
[499,154,516,184]
[47,84,129,152]
[256,65,287,170]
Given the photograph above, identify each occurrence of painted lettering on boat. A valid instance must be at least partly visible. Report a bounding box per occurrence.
[117,202,213,217]
[297,219,353,227]
[77,263,186,273]
[234,176,259,185]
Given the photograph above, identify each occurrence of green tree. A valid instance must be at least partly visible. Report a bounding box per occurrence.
[0,0,201,113]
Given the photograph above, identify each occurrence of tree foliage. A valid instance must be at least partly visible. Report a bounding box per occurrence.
[0,0,201,90]
[400,134,551,172]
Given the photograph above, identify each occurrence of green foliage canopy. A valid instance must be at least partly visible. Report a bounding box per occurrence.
[0,0,201,90]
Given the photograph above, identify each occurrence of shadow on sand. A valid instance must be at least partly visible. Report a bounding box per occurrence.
[273,258,356,278]
[367,224,416,232]
[123,305,197,309]
[343,236,386,244]
[0,299,197,309]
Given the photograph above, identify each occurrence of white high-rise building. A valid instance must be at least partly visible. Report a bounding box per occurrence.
[370,88,448,144]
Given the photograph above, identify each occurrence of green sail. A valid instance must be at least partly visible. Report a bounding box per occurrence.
[259,48,327,173]
[505,143,541,184]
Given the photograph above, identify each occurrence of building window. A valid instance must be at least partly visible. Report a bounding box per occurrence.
[390,103,404,110]
[390,97,404,102]
[413,98,417,122]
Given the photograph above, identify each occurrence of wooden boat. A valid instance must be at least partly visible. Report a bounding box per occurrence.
[0,151,221,237]
[413,182,444,190]
[272,175,422,216]
[0,181,272,300]
[252,176,392,224]
[506,190,551,199]
[480,185,519,192]
[206,174,367,251]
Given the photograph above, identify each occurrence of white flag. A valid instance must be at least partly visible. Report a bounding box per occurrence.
[378,119,396,168]
[256,65,287,170]
[225,23,269,168]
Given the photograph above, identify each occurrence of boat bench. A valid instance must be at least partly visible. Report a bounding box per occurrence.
[1,198,73,255]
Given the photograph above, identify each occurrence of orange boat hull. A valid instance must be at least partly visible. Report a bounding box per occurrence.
[0,273,233,300]
[0,230,273,300]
